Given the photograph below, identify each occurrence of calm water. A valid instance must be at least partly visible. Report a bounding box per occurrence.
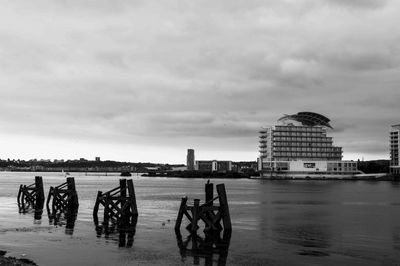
[1,172,400,265]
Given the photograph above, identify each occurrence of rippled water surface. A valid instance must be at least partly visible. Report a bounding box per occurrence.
[1,172,400,265]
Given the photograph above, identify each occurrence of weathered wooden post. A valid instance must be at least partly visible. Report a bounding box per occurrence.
[93,191,103,227]
[216,184,231,231]
[175,196,188,231]
[35,176,45,208]
[127,179,138,218]
[103,192,111,234]
[66,177,79,208]
[205,182,213,207]
[191,199,200,233]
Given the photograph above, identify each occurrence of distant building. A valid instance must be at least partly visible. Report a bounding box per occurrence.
[217,161,232,172]
[171,166,187,171]
[196,160,217,172]
[95,157,101,162]
[390,124,400,174]
[187,149,195,171]
[195,160,232,172]
[258,112,358,178]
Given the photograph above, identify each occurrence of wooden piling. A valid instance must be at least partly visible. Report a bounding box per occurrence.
[216,184,231,231]
[35,176,45,208]
[93,191,103,226]
[191,199,200,233]
[127,179,138,217]
[175,196,188,230]
[66,177,79,208]
[205,183,213,207]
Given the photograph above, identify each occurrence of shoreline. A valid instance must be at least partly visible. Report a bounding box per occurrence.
[0,250,37,266]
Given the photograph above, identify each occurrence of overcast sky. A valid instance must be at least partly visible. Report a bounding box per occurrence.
[0,0,399,163]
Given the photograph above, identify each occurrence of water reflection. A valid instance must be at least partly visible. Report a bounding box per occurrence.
[273,211,331,257]
[95,216,138,248]
[393,226,400,251]
[18,193,45,225]
[175,229,231,266]
[47,206,78,235]
[33,206,43,224]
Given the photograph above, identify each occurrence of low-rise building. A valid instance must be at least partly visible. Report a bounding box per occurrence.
[195,160,232,172]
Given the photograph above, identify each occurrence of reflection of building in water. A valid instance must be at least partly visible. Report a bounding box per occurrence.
[258,112,358,178]
[175,229,231,266]
[390,124,400,174]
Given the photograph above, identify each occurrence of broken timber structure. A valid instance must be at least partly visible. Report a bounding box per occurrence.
[17,176,45,213]
[46,177,79,234]
[175,182,232,234]
[93,179,138,235]
[46,177,79,213]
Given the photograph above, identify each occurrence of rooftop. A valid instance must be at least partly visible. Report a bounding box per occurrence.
[278,112,333,128]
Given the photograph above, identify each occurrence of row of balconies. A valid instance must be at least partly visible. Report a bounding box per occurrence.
[273,147,342,152]
[273,157,343,161]
[273,137,332,142]
[274,126,324,132]
[273,152,342,158]
[273,132,327,138]
[272,143,339,148]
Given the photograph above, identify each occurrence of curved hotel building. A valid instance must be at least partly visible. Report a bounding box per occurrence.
[257,112,358,178]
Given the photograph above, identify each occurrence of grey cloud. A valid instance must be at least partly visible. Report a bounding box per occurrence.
[326,49,400,71]
[0,1,399,162]
[326,0,387,9]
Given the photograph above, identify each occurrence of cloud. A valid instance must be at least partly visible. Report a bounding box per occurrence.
[325,0,387,9]
[0,0,399,162]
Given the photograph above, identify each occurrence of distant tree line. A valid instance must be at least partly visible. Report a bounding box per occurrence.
[357,160,389,173]
[0,158,162,172]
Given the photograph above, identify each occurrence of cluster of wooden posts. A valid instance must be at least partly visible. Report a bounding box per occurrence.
[17,176,80,234]
[17,176,45,217]
[17,177,232,258]
[93,178,138,244]
[175,181,232,264]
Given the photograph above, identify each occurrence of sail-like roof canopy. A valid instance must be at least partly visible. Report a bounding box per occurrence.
[278,112,333,128]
